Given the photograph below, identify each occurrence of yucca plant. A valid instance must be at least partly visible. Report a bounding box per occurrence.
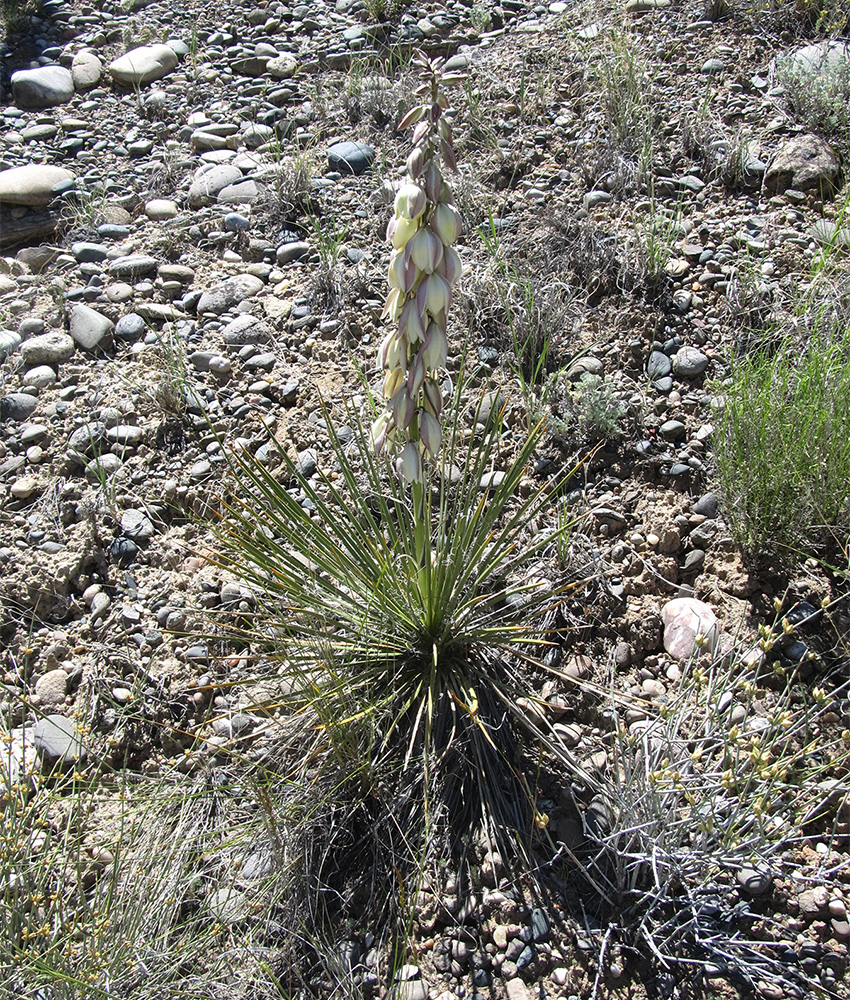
[207,52,592,973]
[209,385,590,941]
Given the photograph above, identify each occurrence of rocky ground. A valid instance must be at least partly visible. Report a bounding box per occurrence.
[2,0,850,998]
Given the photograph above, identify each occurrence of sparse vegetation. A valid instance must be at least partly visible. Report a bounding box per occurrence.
[714,317,850,553]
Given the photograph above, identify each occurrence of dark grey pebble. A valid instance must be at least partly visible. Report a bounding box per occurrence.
[327,140,375,175]
[693,492,718,517]
[1,393,38,420]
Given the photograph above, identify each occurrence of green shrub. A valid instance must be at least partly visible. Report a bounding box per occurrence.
[714,320,850,553]
[776,48,850,154]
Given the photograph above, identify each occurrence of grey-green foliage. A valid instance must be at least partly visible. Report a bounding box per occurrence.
[571,372,626,442]
[776,51,850,155]
[714,320,850,553]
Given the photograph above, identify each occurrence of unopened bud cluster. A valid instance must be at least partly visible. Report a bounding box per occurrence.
[371,52,465,483]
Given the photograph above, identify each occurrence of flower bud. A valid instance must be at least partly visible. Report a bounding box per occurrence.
[408,227,444,274]
[423,161,442,203]
[394,182,427,221]
[437,245,462,286]
[432,203,461,245]
[422,321,448,369]
[419,410,441,458]
[406,147,425,178]
[379,330,407,374]
[392,216,419,250]
[398,441,422,483]
[391,385,416,430]
[381,286,402,322]
[384,367,404,398]
[423,378,443,418]
[371,411,391,455]
[407,353,426,396]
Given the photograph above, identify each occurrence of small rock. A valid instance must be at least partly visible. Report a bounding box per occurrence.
[0,164,75,207]
[145,199,179,220]
[21,332,75,366]
[327,140,375,175]
[1,393,38,421]
[764,133,841,197]
[71,50,103,90]
[737,865,773,896]
[34,669,68,707]
[110,44,179,86]
[197,274,264,314]
[34,713,86,766]
[121,508,155,541]
[659,419,686,442]
[693,492,718,517]
[672,346,709,377]
[661,597,718,660]
[798,886,830,918]
[69,305,114,351]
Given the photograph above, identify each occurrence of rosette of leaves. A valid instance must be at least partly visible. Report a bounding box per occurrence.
[211,383,590,952]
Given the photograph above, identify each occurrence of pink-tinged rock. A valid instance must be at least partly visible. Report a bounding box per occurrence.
[661,597,718,660]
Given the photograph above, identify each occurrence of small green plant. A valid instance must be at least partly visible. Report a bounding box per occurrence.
[306,213,349,310]
[714,318,850,553]
[1,0,34,32]
[589,32,658,190]
[570,372,627,442]
[469,2,491,32]
[473,210,577,429]
[750,0,849,36]
[776,48,850,155]
[361,0,412,23]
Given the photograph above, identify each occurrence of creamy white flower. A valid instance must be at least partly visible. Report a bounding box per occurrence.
[408,227,444,273]
[417,272,451,319]
[420,410,441,457]
[399,298,426,346]
[394,183,426,221]
[422,322,448,370]
[388,249,420,293]
[432,203,461,245]
[437,245,462,286]
[392,216,419,250]
[399,441,422,482]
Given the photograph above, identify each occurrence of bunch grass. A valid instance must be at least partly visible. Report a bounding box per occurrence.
[578,612,850,993]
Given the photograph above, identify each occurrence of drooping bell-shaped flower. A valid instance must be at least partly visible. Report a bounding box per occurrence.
[388,249,420,294]
[399,298,426,346]
[437,245,462,286]
[391,384,416,430]
[422,322,448,370]
[392,216,419,250]
[419,410,441,458]
[371,411,391,455]
[398,441,422,483]
[417,272,451,320]
[408,226,444,274]
[394,182,427,221]
[432,203,462,246]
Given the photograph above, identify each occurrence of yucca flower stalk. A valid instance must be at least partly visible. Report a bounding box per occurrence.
[372,54,465,550]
